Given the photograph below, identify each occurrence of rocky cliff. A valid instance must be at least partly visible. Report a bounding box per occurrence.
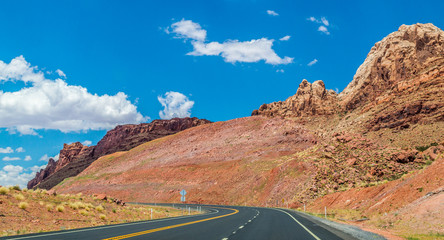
[27,117,210,189]
[252,23,444,131]
[252,80,339,117]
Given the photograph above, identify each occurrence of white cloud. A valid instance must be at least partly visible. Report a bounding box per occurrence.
[2,156,21,161]
[24,155,32,161]
[52,154,59,161]
[29,165,46,173]
[0,164,36,188]
[307,16,331,35]
[266,10,279,16]
[169,19,293,65]
[158,91,194,120]
[15,147,25,153]
[189,39,293,65]
[0,56,44,83]
[39,154,48,162]
[321,17,329,26]
[55,69,66,78]
[170,19,207,42]
[318,26,330,35]
[0,147,13,154]
[279,35,291,41]
[276,69,284,73]
[82,140,92,146]
[0,56,148,135]
[307,59,318,66]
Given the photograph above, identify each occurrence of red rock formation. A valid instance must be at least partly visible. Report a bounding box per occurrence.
[252,23,444,131]
[27,158,57,189]
[27,117,210,189]
[252,80,339,117]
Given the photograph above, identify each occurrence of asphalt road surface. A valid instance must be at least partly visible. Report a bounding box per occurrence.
[2,204,359,240]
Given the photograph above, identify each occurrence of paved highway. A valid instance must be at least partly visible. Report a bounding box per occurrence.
[2,204,360,240]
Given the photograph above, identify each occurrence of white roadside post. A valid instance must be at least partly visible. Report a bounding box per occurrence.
[324,206,327,219]
[151,208,153,220]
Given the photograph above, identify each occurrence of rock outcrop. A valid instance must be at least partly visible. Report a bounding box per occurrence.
[252,23,444,130]
[27,117,211,189]
[252,80,339,117]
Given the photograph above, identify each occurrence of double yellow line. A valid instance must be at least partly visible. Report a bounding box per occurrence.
[103,207,239,240]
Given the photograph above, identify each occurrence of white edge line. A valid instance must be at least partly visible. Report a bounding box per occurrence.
[273,208,321,240]
[7,209,219,240]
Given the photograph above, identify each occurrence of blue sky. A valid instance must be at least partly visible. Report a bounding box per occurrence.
[1,0,443,187]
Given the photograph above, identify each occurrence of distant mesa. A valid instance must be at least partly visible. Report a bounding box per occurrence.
[27,117,211,190]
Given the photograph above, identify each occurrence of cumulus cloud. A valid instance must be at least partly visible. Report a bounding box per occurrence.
[158,91,194,120]
[276,69,284,73]
[266,10,279,16]
[307,59,318,66]
[318,26,330,35]
[0,164,36,188]
[24,155,32,161]
[279,35,291,41]
[15,147,25,153]
[307,16,331,35]
[29,165,46,173]
[321,17,329,26]
[56,69,66,78]
[189,39,293,65]
[39,154,48,161]
[0,147,13,154]
[2,156,21,161]
[0,56,148,135]
[168,19,293,65]
[170,19,207,42]
[82,140,92,146]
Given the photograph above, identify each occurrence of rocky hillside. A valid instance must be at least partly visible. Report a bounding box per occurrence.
[253,23,444,135]
[28,117,210,189]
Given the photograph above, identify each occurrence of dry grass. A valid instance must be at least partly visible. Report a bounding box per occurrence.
[56,205,65,212]
[18,202,29,210]
[0,186,9,195]
[0,188,189,237]
[14,194,25,201]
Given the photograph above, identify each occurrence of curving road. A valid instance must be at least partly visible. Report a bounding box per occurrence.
[2,204,362,240]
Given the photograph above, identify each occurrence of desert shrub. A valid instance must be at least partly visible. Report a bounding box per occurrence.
[76,202,85,209]
[39,201,44,206]
[0,186,10,195]
[112,209,117,213]
[79,210,88,216]
[11,185,21,191]
[95,205,104,212]
[19,202,29,210]
[56,205,65,212]
[69,202,79,210]
[22,188,28,192]
[99,214,106,220]
[14,193,25,200]
[46,204,54,211]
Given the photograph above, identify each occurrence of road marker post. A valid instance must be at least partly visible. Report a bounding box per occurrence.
[324,206,327,219]
[150,208,153,220]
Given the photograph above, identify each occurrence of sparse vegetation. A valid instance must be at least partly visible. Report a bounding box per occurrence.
[99,214,106,220]
[95,205,104,212]
[0,186,10,195]
[18,202,29,210]
[14,194,25,201]
[56,205,65,212]
[46,204,53,211]
[415,142,438,152]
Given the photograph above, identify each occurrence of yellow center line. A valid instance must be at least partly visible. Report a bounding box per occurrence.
[102,207,239,240]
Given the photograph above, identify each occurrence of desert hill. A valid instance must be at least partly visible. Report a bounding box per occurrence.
[28,117,210,190]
